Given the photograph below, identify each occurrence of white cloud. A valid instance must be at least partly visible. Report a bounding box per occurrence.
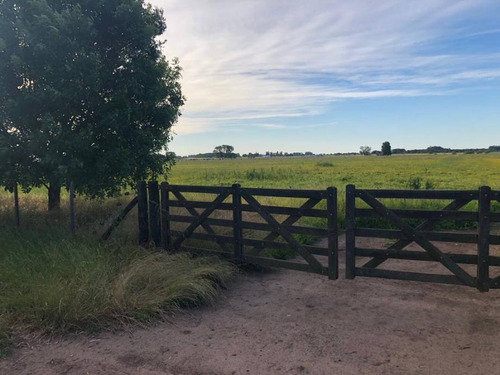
[151,0,500,134]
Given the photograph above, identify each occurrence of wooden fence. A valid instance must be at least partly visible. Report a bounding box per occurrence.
[345,185,500,291]
[136,182,338,279]
[103,182,500,291]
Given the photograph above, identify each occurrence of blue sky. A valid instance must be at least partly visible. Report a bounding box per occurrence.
[151,0,500,155]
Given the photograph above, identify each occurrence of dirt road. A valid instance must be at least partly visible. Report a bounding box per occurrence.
[3,236,500,374]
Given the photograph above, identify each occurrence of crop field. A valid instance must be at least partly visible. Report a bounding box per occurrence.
[168,153,500,190]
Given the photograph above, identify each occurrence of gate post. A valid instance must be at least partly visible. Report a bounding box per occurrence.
[137,181,149,246]
[477,186,491,292]
[345,184,356,279]
[326,187,338,280]
[232,184,244,262]
[148,181,161,247]
[160,182,171,250]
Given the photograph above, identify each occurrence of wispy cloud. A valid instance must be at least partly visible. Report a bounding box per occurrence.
[152,0,500,135]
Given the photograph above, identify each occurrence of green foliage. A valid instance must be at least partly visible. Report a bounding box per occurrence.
[213,145,237,159]
[316,161,334,167]
[359,146,372,155]
[406,177,435,190]
[0,227,234,341]
[381,141,392,156]
[0,0,184,202]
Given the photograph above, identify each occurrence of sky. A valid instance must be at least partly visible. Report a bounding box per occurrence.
[149,0,500,156]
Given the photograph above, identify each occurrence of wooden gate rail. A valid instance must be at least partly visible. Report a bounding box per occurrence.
[346,185,500,291]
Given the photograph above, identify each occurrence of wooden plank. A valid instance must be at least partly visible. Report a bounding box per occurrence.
[243,238,328,256]
[356,248,500,266]
[477,186,491,292]
[169,214,328,236]
[171,231,328,255]
[178,245,233,259]
[243,187,326,199]
[169,215,233,227]
[166,185,228,194]
[169,200,232,210]
[356,189,478,200]
[169,200,327,218]
[137,181,149,246]
[171,190,231,253]
[356,208,478,221]
[492,235,500,245]
[101,196,138,241]
[242,255,318,274]
[490,212,500,222]
[172,189,231,250]
[233,184,244,261]
[240,189,325,274]
[326,187,338,280]
[355,228,478,243]
[171,231,234,244]
[160,182,171,250]
[355,267,466,286]
[148,181,161,247]
[357,190,476,287]
[345,184,356,279]
[251,197,321,255]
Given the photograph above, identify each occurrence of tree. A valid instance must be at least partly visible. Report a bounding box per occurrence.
[0,0,184,210]
[359,146,371,155]
[213,145,236,158]
[381,141,392,156]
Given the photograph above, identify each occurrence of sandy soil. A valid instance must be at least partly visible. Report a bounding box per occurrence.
[2,235,500,375]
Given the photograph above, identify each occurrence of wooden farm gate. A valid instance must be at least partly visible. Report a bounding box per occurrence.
[102,182,500,291]
[345,185,500,291]
[137,181,338,279]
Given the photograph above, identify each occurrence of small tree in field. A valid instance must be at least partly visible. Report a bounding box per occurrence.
[213,145,236,158]
[0,0,184,210]
[381,141,392,156]
[359,146,372,155]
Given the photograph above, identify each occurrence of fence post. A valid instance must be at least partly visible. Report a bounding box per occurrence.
[137,181,149,246]
[326,187,338,280]
[148,181,161,247]
[160,182,171,250]
[477,186,491,292]
[345,184,356,279]
[232,184,243,262]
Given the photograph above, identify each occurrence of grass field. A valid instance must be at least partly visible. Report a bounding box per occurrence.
[167,153,500,190]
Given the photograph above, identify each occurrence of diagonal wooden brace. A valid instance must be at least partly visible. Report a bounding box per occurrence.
[240,189,325,274]
[173,189,231,250]
[358,190,476,287]
[361,198,472,269]
[251,197,321,255]
[171,190,231,253]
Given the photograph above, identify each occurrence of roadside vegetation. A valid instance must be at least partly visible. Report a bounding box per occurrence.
[0,202,235,357]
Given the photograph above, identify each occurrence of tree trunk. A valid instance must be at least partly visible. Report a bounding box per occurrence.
[14,183,20,227]
[48,183,61,211]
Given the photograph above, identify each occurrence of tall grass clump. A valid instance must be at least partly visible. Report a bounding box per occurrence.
[0,227,234,352]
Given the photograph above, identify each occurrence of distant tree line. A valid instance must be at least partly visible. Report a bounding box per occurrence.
[182,144,500,159]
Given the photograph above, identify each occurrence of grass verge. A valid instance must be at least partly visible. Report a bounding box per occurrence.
[0,227,235,356]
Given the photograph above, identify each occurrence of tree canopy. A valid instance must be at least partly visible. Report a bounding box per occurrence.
[359,146,371,155]
[0,0,184,209]
[381,141,392,156]
[213,145,237,159]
